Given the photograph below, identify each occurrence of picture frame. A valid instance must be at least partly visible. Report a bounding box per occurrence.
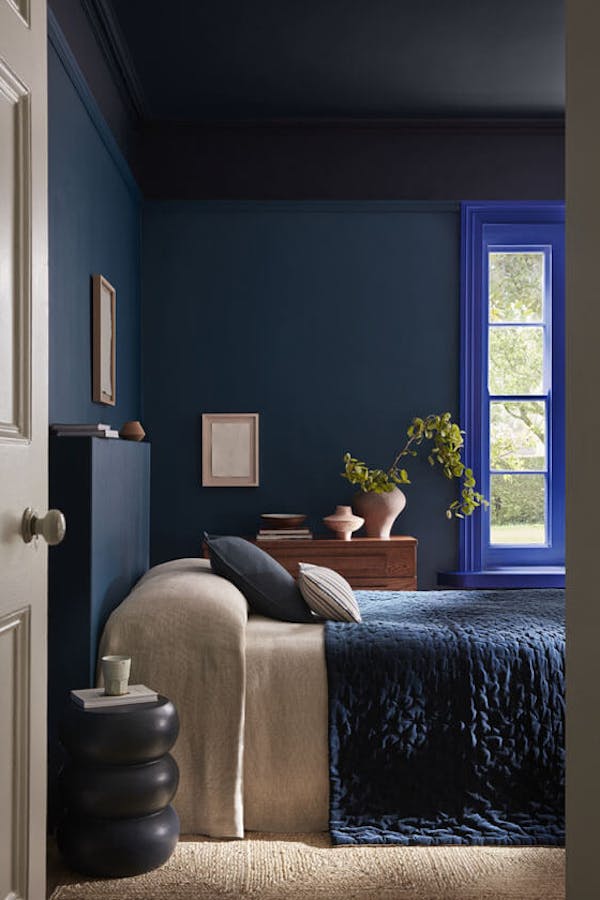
[92,274,116,406]
[202,413,259,487]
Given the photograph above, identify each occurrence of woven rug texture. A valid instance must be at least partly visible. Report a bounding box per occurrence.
[48,833,565,900]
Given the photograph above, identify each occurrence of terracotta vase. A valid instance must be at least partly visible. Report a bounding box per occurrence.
[352,487,407,539]
[323,505,364,541]
[119,420,146,441]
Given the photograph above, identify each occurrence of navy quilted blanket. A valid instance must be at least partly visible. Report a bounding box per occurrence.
[325,589,564,846]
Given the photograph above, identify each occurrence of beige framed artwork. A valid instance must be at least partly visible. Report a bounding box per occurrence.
[92,274,116,405]
[202,413,259,486]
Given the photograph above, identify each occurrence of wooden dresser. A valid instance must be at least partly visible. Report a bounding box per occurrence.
[243,535,418,590]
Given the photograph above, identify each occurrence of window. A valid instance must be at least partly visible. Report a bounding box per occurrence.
[458,203,565,587]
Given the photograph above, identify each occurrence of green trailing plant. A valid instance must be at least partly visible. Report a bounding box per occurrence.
[342,412,488,519]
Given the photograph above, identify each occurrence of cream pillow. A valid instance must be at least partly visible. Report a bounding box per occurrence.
[298,563,362,623]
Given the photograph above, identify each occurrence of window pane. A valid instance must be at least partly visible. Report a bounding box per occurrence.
[488,252,544,323]
[490,473,546,545]
[490,401,546,471]
[488,326,544,395]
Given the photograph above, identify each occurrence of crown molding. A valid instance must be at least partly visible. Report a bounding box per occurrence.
[141,116,565,135]
[143,200,461,214]
[48,8,141,200]
[80,0,149,121]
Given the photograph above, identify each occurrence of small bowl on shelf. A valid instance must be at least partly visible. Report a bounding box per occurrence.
[119,420,146,441]
[260,513,307,530]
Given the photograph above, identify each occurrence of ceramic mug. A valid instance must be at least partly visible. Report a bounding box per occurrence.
[101,654,131,696]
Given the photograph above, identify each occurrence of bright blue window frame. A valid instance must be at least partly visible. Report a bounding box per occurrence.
[459,202,565,585]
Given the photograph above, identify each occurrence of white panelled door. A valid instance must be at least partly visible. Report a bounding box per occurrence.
[0,0,49,898]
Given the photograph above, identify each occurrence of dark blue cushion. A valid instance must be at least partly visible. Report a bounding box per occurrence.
[204,534,314,623]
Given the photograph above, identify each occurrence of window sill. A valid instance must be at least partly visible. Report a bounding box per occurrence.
[438,567,565,589]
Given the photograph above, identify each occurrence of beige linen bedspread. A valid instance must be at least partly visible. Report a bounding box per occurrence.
[244,614,328,833]
[99,558,329,837]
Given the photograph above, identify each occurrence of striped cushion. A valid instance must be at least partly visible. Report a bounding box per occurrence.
[298,563,362,623]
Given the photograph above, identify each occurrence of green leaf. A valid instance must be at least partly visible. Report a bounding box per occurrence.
[340,410,487,517]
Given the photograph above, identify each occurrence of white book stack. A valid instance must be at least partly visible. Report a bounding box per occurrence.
[70,684,158,709]
[256,528,313,541]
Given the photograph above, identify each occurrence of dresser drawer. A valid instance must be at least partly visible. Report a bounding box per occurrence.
[204,535,418,592]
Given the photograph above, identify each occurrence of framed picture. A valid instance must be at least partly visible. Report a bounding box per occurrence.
[92,274,116,406]
[202,413,259,487]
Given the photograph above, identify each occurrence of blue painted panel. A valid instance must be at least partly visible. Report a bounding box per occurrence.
[142,201,462,589]
[47,436,150,825]
[90,439,150,681]
[48,41,141,425]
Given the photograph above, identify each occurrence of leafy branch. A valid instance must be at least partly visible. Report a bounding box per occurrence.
[342,412,489,519]
[502,401,544,444]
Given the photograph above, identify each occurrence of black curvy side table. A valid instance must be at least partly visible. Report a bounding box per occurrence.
[57,695,180,878]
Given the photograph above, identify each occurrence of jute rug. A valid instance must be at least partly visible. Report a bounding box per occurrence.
[48,833,565,900]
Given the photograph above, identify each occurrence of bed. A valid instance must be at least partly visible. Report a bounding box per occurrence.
[98,557,564,845]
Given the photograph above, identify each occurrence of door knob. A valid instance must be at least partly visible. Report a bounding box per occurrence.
[22,508,66,545]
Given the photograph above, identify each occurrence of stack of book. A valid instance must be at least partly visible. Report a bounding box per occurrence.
[50,423,120,438]
[256,527,313,541]
[70,684,158,709]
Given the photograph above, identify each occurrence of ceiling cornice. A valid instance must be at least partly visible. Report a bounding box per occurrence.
[141,116,565,135]
[80,0,149,120]
[48,8,141,198]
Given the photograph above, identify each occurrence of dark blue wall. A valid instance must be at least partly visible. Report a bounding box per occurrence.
[142,201,462,588]
[48,40,141,425]
[47,16,563,589]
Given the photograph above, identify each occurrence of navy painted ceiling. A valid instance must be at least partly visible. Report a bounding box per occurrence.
[107,0,564,121]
